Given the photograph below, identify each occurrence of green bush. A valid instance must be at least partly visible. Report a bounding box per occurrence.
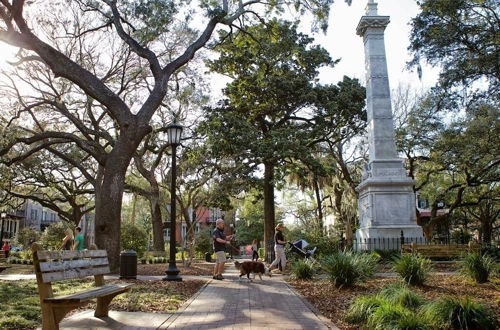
[423,296,496,330]
[290,259,315,280]
[378,282,424,309]
[12,227,40,250]
[460,253,495,283]
[345,295,386,323]
[393,254,432,286]
[195,228,213,255]
[40,221,75,250]
[121,221,148,258]
[367,303,430,330]
[322,252,378,288]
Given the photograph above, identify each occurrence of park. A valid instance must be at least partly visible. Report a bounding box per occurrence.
[0,0,498,329]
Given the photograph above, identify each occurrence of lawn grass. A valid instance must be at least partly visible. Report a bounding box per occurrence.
[0,279,205,330]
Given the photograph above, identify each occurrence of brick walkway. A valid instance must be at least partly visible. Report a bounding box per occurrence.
[158,266,334,329]
[57,263,336,329]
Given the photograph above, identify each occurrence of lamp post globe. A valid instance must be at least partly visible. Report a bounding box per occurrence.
[164,122,183,281]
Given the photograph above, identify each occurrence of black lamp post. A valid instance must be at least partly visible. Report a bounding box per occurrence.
[0,212,6,247]
[163,122,183,281]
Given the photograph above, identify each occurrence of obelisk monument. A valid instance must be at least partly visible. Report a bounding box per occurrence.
[355,0,423,248]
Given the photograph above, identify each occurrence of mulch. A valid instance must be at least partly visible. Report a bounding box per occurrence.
[137,261,214,276]
[289,275,500,330]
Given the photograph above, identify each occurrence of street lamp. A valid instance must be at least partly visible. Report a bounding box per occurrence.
[0,212,6,247]
[163,122,183,282]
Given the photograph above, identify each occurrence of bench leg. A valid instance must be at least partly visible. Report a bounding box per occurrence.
[41,304,57,330]
[95,292,122,317]
[42,304,81,330]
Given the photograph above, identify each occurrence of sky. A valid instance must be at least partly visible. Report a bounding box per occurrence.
[315,0,438,90]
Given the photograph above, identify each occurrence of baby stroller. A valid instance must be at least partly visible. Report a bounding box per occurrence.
[288,239,316,259]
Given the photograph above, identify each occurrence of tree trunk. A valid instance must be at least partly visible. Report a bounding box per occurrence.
[313,175,323,233]
[263,162,276,263]
[95,133,142,271]
[95,165,127,271]
[150,193,165,251]
[480,217,492,243]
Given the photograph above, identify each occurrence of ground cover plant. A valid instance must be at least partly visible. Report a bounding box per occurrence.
[289,274,499,330]
[322,252,378,288]
[0,279,205,330]
[393,254,432,285]
[459,252,496,283]
[290,258,316,280]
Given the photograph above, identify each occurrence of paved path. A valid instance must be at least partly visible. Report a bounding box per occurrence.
[56,263,336,330]
[158,266,334,329]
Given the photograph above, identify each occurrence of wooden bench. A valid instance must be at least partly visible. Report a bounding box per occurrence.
[402,242,480,259]
[32,243,133,330]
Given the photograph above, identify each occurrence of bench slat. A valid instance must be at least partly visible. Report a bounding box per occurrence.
[41,266,111,283]
[39,257,109,273]
[44,283,132,303]
[37,250,107,261]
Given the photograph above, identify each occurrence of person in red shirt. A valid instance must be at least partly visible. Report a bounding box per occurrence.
[2,241,10,259]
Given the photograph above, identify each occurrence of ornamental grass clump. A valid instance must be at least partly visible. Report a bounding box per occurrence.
[290,259,315,280]
[423,296,496,330]
[460,252,495,283]
[367,303,430,330]
[322,252,377,288]
[378,282,424,309]
[393,254,431,286]
[345,295,386,324]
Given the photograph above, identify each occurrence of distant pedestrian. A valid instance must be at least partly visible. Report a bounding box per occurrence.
[212,219,234,280]
[251,239,259,261]
[2,241,10,258]
[72,227,84,251]
[60,228,74,250]
[269,223,287,273]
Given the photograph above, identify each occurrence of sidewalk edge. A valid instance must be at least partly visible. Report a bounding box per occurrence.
[284,280,340,330]
[156,279,212,329]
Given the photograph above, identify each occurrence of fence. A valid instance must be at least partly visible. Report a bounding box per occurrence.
[351,236,427,252]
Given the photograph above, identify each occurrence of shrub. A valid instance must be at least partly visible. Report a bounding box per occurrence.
[393,254,431,285]
[322,252,378,288]
[345,295,386,324]
[423,296,496,330]
[460,252,495,283]
[12,227,40,250]
[378,282,424,309]
[367,303,430,330]
[40,221,75,250]
[290,259,315,280]
[194,228,213,255]
[120,221,148,258]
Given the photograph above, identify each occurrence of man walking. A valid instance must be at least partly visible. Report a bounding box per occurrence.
[212,219,233,280]
[72,227,84,251]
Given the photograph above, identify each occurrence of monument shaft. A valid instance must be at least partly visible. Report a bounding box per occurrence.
[355,1,423,248]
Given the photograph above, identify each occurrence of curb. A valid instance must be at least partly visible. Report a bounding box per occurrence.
[284,280,340,330]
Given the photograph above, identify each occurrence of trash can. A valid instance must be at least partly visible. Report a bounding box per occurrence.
[120,250,137,279]
[205,252,212,262]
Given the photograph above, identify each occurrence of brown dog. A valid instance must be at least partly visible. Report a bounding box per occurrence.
[234,261,271,281]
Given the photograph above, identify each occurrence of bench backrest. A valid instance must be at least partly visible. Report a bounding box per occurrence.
[32,244,110,283]
[402,242,480,256]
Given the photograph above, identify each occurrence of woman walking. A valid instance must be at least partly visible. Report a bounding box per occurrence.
[251,239,259,261]
[60,228,74,250]
[269,223,287,273]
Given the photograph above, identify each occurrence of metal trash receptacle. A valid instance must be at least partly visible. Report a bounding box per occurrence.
[120,250,137,279]
[205,252,212,262]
